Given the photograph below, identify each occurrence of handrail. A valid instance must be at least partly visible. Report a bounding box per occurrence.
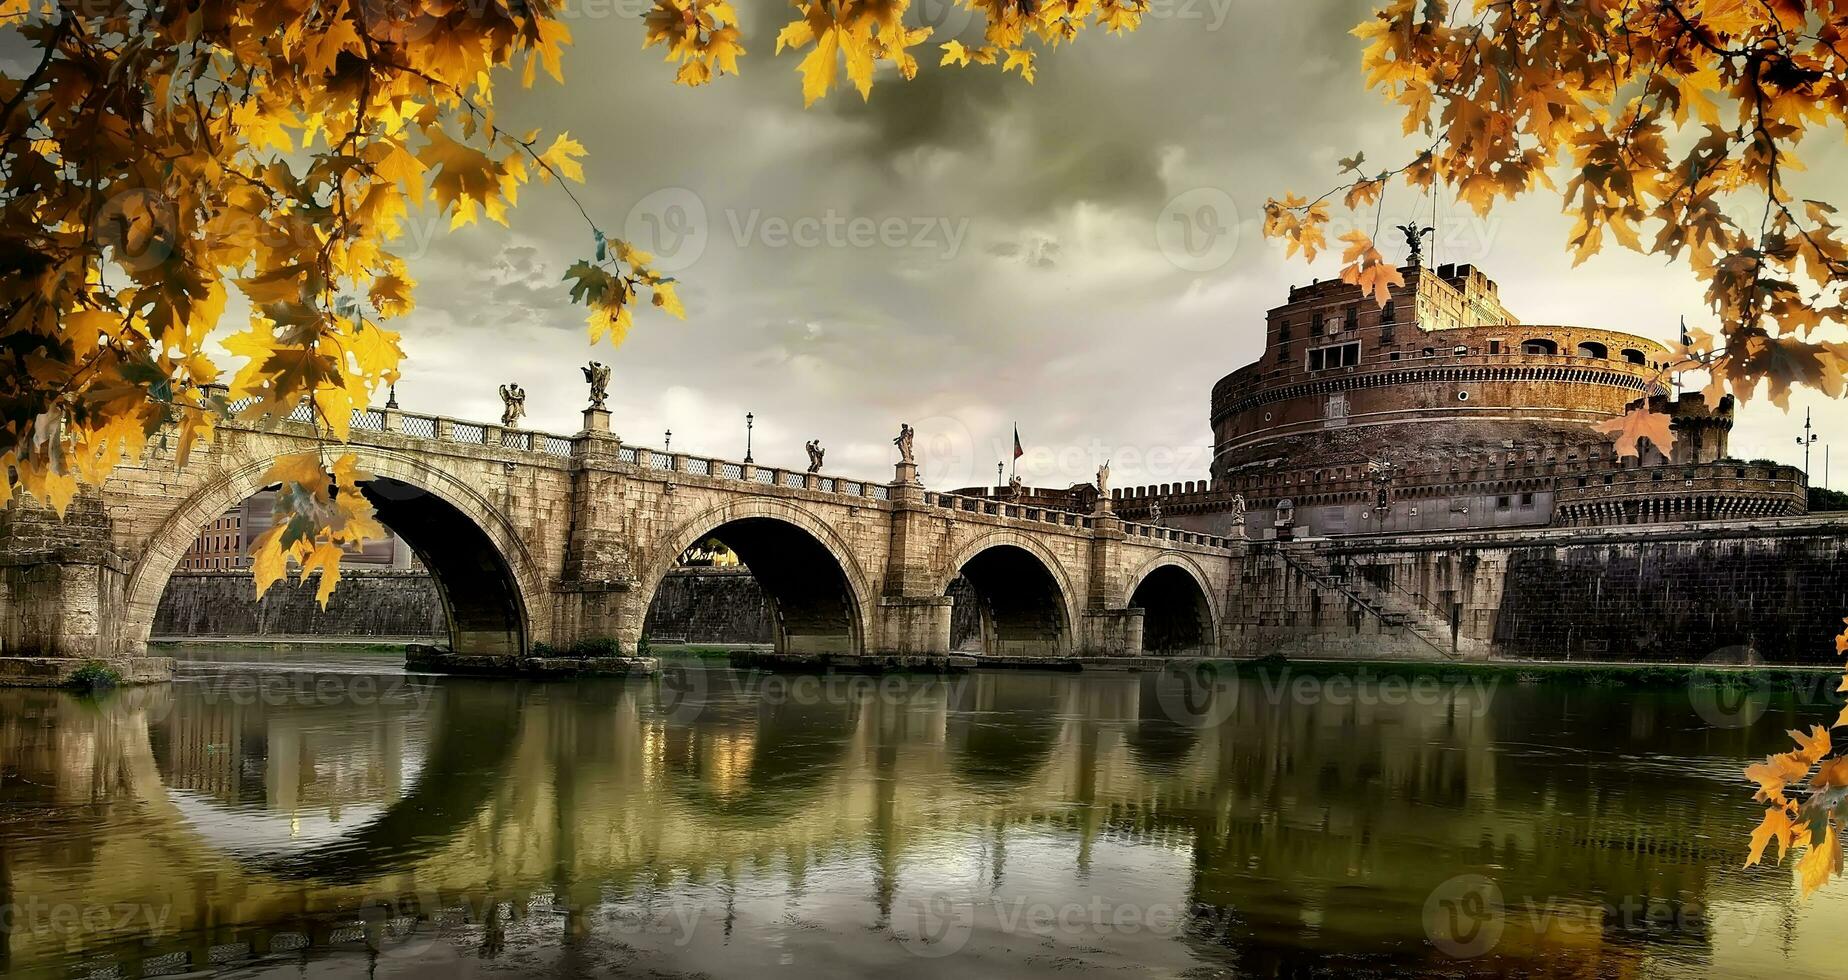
[1275,546,1460,660]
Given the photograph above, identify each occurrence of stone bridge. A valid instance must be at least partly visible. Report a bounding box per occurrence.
[0,398,1242,683]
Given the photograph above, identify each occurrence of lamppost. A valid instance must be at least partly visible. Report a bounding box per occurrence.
[996,461,1003,489]
[1799,409,1818,479]
[744,412,754,464]
[664,429,672,452]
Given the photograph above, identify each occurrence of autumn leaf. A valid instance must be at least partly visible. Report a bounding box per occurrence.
[1593,406,1675,460]
[1335,231,1404,307]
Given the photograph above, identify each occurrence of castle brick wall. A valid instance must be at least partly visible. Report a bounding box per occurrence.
[1235,518,1848,664]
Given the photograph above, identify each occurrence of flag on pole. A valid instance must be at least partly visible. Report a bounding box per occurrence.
[1012,426,1024,460]
[1680,315,1692,349]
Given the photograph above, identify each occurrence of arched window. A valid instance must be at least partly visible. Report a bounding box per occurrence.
[1621,348,1646,365]
[1576,341,1608,359]
[1523,338,1558,356]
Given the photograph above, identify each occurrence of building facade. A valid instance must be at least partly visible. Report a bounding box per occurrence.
[177,490,415,571]
[1106,263,1806,537]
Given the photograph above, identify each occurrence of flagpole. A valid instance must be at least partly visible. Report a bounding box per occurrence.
[1010,422,1018,480]
[1675,315,1688,397]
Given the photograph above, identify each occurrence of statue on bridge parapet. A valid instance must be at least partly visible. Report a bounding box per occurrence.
[582,361,611,411]
[1094,460,1112,514]
[1008,473,1023,498]
[806,439,825,473]
[893,423,915,464]
[893,423,920,485]
[1149,498,1163,526]
[499,382,526,428]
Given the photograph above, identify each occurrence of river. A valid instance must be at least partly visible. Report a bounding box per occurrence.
[1,649,1844,978]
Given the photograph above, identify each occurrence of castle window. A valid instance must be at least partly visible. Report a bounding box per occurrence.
[1390,352,1402,361]
[1576,341,1608,359]
[1496,496,1511,510]
[1621,348,1646,365]
[1453,345,1468,356]
[1307,341,1361,371]
[1489,339,1502,354]
[1345,306,1358,331]
[1520,492,1535,508]
[1278,319,1291,341]
[1523,338,1558,355]
[1312,313,1325,336]
[1382,300,1396,324]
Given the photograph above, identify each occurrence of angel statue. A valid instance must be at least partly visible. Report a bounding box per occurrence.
[1230,493,1247,524]
[894,423,915,464]
[582,361,611,411]
[499,382,526,428]
[1096,459,1111,499]
[1395,222,1435,269]
[1149,498,1163,526]
[806,439,826,473]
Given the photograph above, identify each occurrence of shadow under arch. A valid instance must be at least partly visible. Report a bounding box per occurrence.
[121,449,546,658]
[1127,556,1218,656]
[145,679,525,884]
[939,532,1077,658]
[641,500,873,656]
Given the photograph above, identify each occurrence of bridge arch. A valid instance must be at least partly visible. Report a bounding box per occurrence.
[939,530,1078,658]
[122,449,547,658]
[1127,553,1219,656]
[641,499,874,655]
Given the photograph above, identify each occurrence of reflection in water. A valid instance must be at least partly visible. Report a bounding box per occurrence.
[1,655,1845,978]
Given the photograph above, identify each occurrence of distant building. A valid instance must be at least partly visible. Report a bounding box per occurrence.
[177,490,416,570]
[959,264,1808,538]
[1123,263,1806,536]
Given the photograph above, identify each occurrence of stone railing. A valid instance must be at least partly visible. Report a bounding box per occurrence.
[1117,521,1238,550]
[923,490,1095,529]
[618,444,894,503]
[220,392,579,460]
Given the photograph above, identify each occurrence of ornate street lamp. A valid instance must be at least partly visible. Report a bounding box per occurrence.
[744,412,754,463]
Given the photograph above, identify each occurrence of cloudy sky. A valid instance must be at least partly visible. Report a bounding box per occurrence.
[361,0,1846,491]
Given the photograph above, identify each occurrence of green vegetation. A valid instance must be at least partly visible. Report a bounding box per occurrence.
[1810,486,1848,512]
[1200,655,1841,698]
[64,660,123,693]
[532,637,624,658]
